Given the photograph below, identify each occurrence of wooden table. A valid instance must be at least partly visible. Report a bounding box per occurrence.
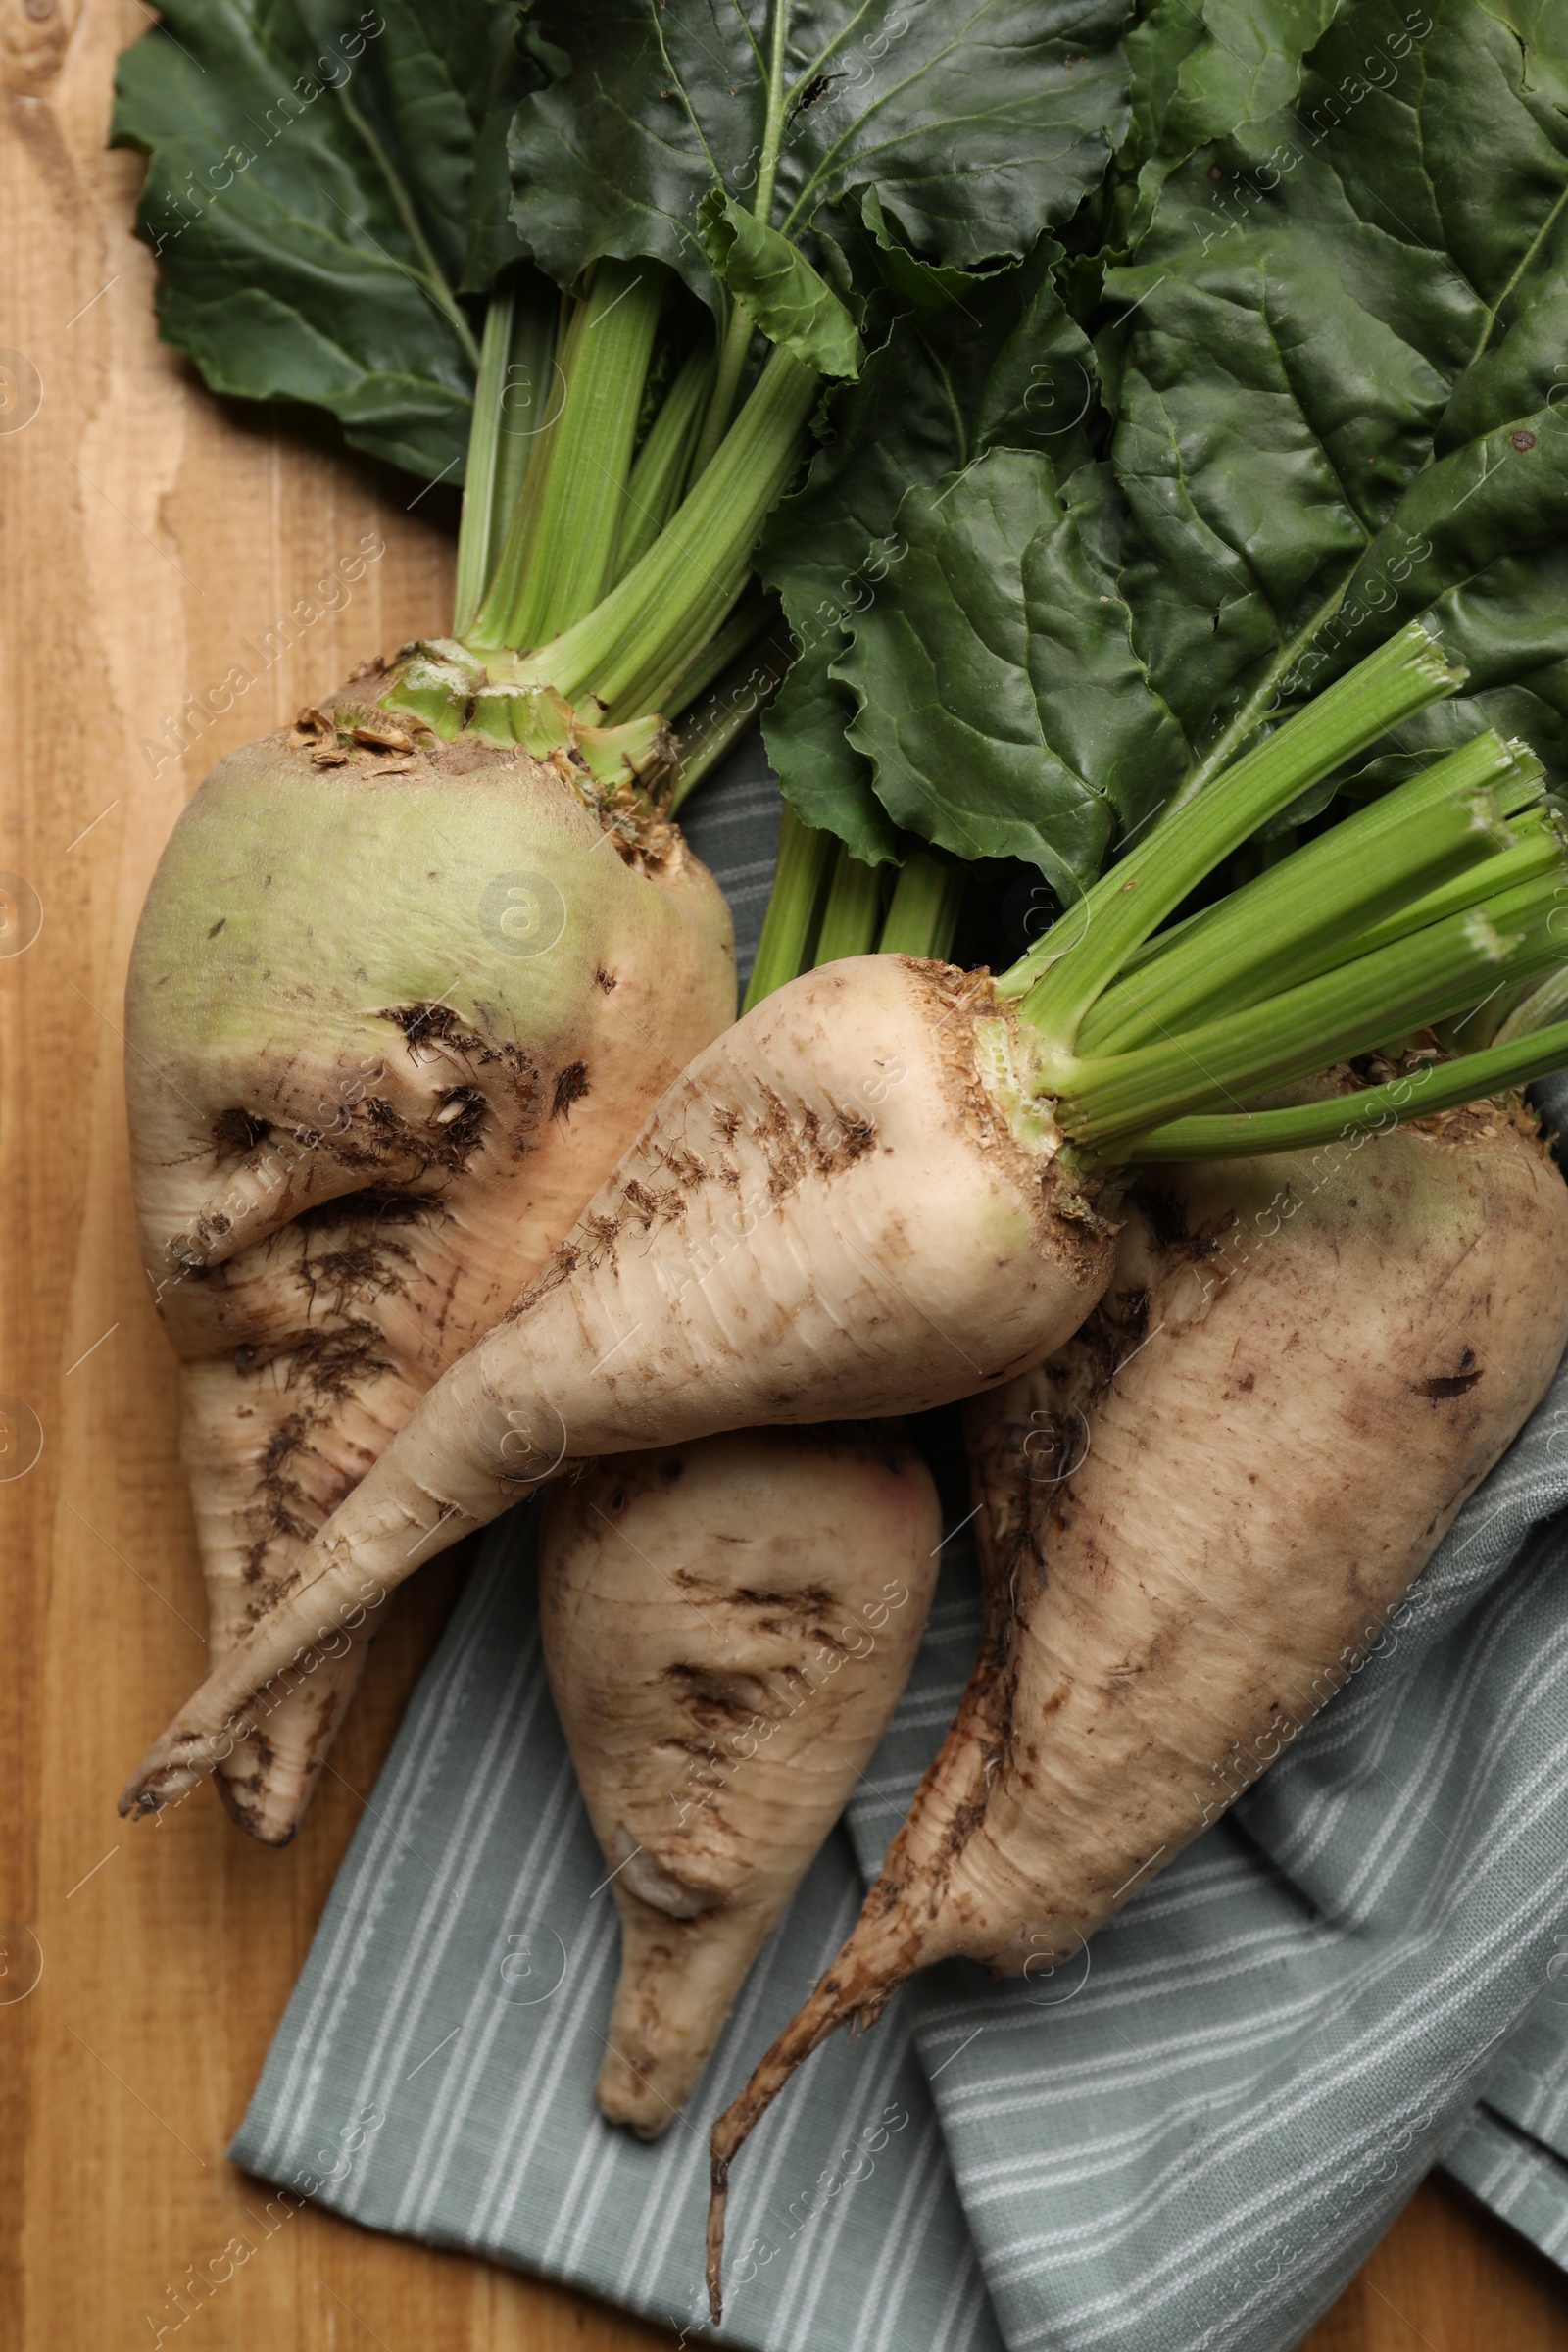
[3,5,1566,2345]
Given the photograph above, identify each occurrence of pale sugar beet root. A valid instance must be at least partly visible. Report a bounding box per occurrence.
[128,677,734,1841]
[703,1095,1568,2315]
[120,640,1568,1834]
[539,1425,941,2134]
[118,953,1118,1816]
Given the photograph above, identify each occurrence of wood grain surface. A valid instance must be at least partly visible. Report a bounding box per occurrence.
[2,5,1565,2347]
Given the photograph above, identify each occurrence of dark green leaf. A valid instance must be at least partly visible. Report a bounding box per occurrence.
[293,1,532,290]
[759,247,1102,858]
[697,191,862,378]
[836,450,1187,890]
[1122,0,1344,179]
[455,7,543,288]
[856,185,1007,318]
[763,639,903,863]
[111,0,535,480]
[508,0,1133,312]
[1414,546,1568,779]
[1104,0,1568,773]
[815,0,1568,886]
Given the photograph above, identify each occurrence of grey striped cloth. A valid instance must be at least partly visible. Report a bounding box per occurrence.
[232,744,1568,2349]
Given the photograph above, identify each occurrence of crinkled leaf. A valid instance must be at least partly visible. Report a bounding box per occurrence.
[818,0,1568,884]
[457,8,545,288]
[111,0,535,480]
[761,652,901,864]
[1413,547,1568,776]
[1122,0,1345,177]
[854,185,1008,318]
[697,191,862,377]
[759,248,1101,860]
[1290,408,1568,798]
[836,449,1186,891]
[508,0,1133,312]
[1104,0,1568,776]
[293,0,534,290]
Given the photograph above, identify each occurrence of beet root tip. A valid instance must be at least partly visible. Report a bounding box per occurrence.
[698,1924,918,2321]
[705,2154,730,2324]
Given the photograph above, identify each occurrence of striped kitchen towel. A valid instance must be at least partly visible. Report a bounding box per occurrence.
[231,742,1568,2349]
